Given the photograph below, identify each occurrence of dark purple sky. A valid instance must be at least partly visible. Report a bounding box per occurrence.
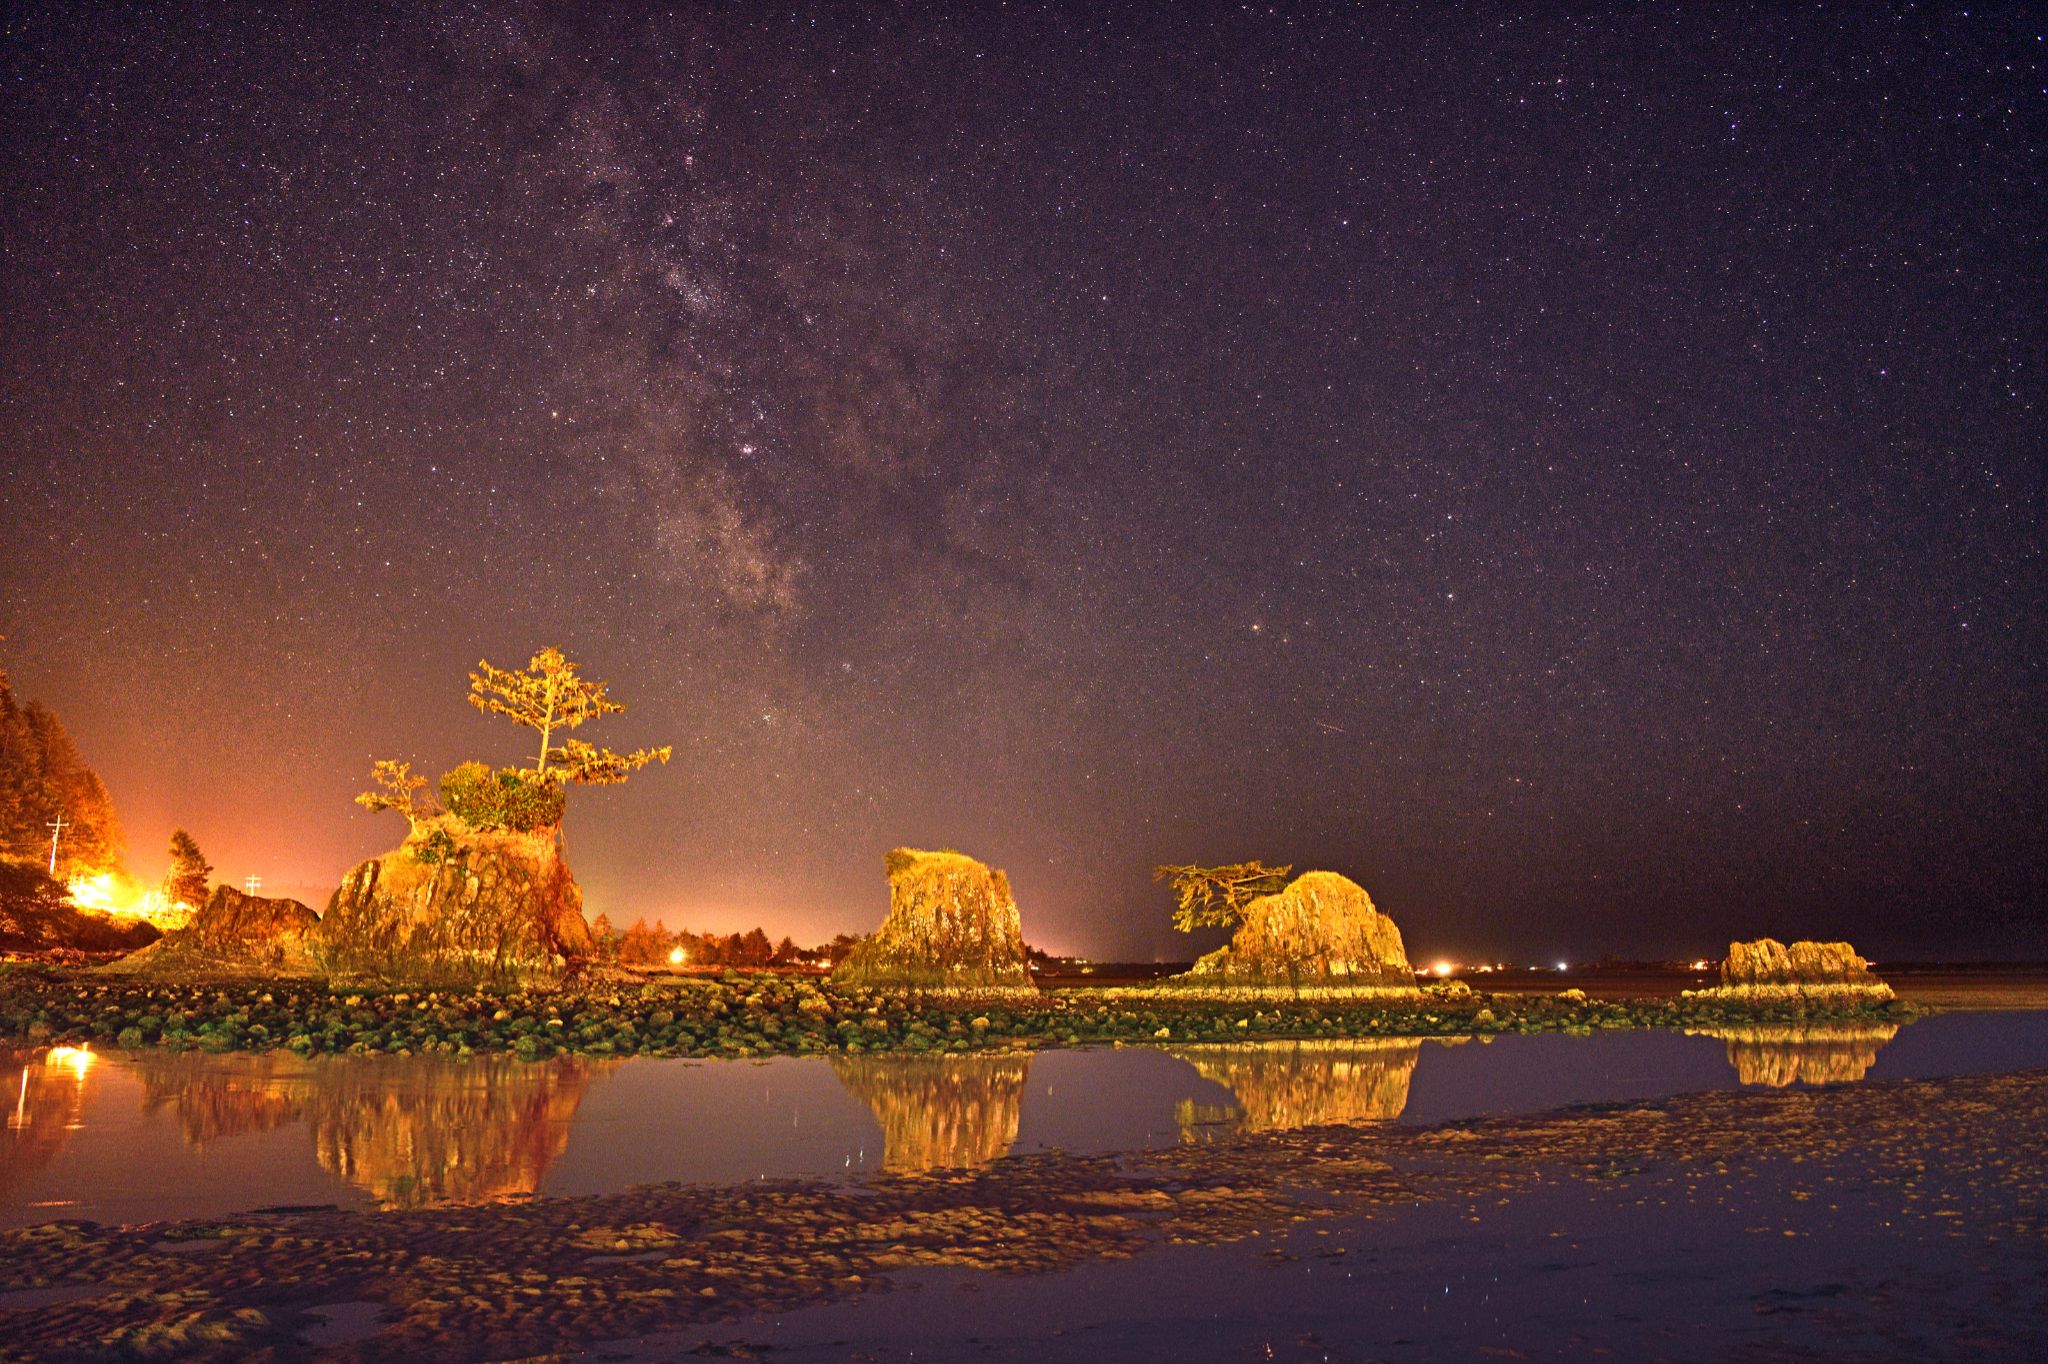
[2,4,2041,960]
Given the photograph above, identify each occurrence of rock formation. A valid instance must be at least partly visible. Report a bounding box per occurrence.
[831,1052,1032,1172]
[1179,870,1417,994]
[1691,937,1894,1001]
[1172,1038,1421,1139]
[315,817,593,987]
[106,884,318,977]
[830,848,1034,993]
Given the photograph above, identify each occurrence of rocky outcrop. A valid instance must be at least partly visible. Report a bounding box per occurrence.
[0,859,160,957]
[1180,871,1417,994]
[1721,938,1881,988]
[106,885,318,977]
[830,848,1034,993]
[105,880,317,978]
[1685,937,1895,1003]
[315,818,593,987]
[831,1053,1032,1172]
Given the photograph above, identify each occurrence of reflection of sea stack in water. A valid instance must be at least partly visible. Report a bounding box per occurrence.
[317,819,593,987]
[136,1052,606,1207]
[107,885,319,978]
[1170,1039,1421,1139]
[1180,871,1420,995]
[831,848,1035,993]
[308,1055,602,1206]
[830,1052,1031,1172]
[1696,1023,1900,1087]
[1687,938,1895,1003]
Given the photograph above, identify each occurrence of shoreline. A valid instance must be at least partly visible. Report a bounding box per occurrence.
[0,966,1927,1062]
[0,1061,2039,1360]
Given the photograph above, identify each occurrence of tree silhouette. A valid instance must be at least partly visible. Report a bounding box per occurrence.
[1153,861,1293,933]
[164,829,212,909]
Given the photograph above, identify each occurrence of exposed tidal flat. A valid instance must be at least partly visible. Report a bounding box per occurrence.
[0,1055,2042,1361]
[5,967,2042,1360]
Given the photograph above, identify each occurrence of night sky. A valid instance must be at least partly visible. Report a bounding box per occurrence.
[2,4,2041,961]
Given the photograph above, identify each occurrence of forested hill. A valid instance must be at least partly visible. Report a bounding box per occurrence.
[0,660,122,875]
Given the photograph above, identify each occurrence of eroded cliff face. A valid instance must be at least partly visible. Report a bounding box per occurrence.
[316,819,593,987]
[1184,871,1417,993]
[830,1052,1032,1172]
[1171,1038,1423,1139]
[830,848,1034,993]
[108,885,319,977]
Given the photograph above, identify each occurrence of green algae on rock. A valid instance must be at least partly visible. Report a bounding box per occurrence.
[315,817,594,988]
[830,848,1035,994]
[1169,870,1419,997]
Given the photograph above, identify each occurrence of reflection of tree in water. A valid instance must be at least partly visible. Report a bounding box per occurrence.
[1170,1039,1422,1140]
[829,1053,1031,1172]
[135,1053,609,1207]
[1696,1023,1900,1087]
[0,1048,95,1203]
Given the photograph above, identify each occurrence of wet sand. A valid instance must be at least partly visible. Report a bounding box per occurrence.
[1,1064,2042,1360]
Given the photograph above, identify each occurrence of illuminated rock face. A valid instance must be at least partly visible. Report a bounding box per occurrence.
[831,848,1033,992]
[1722,938,1881,989]
[317,819,593,987]
[1172,1038,1421,1139]
[110,886,319,976]
[831,1052,1031,1172]
[1189,871,1415,990]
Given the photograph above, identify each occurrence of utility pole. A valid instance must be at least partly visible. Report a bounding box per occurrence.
[244,875,262,896]
[46,814,66,875]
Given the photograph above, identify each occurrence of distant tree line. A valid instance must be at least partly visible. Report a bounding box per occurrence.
[0,655,123,875]
[587,914,865,970]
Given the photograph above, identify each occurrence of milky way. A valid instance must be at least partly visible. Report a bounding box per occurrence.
[2,4,2040,959]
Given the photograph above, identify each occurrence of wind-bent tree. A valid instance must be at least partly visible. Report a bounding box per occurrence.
[164,829,212,908]
[354,759,435,833]
[467,647,672,786]
[1153,861,1293,933]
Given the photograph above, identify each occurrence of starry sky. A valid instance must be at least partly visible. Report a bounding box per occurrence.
[2,4,2041,961]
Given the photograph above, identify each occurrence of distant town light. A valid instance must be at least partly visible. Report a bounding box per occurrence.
[1555,960,1570,972]
[1690,959,1710,972]
[1432,960,1455,978]
[668,947,687,967]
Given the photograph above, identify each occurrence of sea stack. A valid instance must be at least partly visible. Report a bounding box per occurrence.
[1183,870,1419,995]
[1686,937,1895,1004]
[830,847,1035,993]
[315,817,593,987]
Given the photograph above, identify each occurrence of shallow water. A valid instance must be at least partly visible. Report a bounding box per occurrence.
[3,1011,2043,1229]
